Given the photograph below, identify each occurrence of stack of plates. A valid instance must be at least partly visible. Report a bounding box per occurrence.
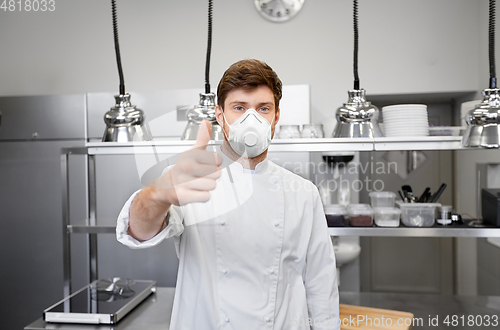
[382,104,429,137]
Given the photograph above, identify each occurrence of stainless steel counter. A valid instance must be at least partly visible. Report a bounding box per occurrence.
[24,287,175,330]
[25,288,500,330]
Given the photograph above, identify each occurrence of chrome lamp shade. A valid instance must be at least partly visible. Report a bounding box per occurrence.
[461,88,500,149]
[332,89,383,138]
[102,94,151,142]
[181,93,223,140]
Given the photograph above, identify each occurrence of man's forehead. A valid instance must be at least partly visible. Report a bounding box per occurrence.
[224,86,275,103]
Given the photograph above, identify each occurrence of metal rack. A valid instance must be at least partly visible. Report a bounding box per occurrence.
[61,136,493,295]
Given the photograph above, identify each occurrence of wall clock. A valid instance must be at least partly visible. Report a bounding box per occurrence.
[254,0,305,23]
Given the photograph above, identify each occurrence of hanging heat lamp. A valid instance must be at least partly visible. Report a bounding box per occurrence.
[181,0,223,140]
[332,0,382,138]
[462,0,500,149]
[102,0,151,142]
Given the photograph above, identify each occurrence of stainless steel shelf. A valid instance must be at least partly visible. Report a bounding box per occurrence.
[328,224,500,237]
[67,225,116,234]
[373,136,462,150]
[67,223,500,237]
[81,136,464,155]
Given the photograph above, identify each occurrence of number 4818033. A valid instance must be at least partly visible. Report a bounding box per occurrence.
[0,0,55,12]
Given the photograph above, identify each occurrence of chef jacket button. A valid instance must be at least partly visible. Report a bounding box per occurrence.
[274,222,279,227]
[270,177,278,184]
[269,268,275,274]
[222,268,228,274]
[220,221,225,226]
[265,316,271,322]
[225,316,230,323]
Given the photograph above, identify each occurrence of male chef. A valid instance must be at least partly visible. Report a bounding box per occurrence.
[116,59,340,329]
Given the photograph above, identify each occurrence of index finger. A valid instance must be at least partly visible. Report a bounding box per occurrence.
[192,120,212,150]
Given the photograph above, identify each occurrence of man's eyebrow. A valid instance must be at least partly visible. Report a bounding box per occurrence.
[228,101,275,107]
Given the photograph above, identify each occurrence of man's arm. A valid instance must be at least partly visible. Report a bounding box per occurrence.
[128,184,174,241]
[304,185,340,330]
[123,120,222,242]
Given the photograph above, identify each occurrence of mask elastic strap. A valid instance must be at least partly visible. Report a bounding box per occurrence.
[220,108,230,141]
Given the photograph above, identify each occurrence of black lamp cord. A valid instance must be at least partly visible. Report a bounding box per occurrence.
[205,0,213,93]
[112,0,126,96]
[490,0,497,89]
[353,0,360,90]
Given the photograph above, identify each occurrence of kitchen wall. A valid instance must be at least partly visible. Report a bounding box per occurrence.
[0,0,494,321]
[0,0,480,117]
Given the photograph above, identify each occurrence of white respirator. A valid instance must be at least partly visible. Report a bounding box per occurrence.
[222,109,274,158]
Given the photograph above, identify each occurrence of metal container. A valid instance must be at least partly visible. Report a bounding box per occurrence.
[103,94,151,142]
[181,93,223,140]
[461,88,500,148]
[332,89,383,138]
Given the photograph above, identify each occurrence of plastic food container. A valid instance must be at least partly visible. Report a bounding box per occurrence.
[428,126,464,136]
[369,191,396,208]
[348,205,373,227]
[396,201,441,227]
[324,204,347,227]
[346,203,371,213]
[374,207,401,227]
[278,125,301,139]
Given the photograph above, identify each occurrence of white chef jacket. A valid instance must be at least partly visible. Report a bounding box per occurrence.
[116,147,340,330]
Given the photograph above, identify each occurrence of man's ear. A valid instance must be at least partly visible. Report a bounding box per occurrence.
[274,107,280,125]
[215,105,224,127]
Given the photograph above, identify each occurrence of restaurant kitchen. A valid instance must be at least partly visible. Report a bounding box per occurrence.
[2,1,500,329]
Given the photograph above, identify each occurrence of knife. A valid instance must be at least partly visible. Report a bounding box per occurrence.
[428,183,447,203]
[417,187,431,203]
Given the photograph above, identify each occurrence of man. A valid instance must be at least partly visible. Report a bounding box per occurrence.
[116,59,340,329]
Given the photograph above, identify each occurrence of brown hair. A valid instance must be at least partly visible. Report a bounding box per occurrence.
[217,59,282,109]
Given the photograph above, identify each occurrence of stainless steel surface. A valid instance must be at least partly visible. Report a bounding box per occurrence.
[0,94,88,330]
[61,152,72,301]
[103,94,151,142]
[26,288,500,330]
[0,94,86,140]
[25,287,174,330]
[44,280,156,325]
[87,155,98,286]
[462,88,500,148]
[82,137,462,155]
[68,225,117,234]
[61,147,181,298]
[181,93,223,140]
[329,224,500,237]
[332,89,383,138]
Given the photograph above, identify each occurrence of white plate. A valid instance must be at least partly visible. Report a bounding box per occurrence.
[384,119,428,123]
[385,124,429,128]
[383,113,428,118]
[385,132,429,137]
[382,104,427,110]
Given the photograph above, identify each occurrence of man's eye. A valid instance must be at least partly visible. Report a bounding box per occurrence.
[235,106,245,111]
[259,107,269,112]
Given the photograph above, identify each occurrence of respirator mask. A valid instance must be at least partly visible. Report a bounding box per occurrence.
[222,109,274,158]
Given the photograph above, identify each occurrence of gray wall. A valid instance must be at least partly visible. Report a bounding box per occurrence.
[0,0,480,119]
